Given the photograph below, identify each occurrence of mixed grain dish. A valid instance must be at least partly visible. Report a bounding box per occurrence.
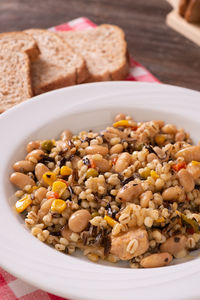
[10,113,200,268]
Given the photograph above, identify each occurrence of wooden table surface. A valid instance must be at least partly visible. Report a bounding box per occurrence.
[0,0,199,91]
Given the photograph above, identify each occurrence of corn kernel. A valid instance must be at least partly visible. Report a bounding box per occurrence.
[151,170,159,180]
[140,168,151,179]
[42,172,57,186]
[32,185,38,191]
[86,168,99,178]
[15,195,32,213]
[192,161,200,166]
[104,215,117,227]
[60,166,72,176]
[112,120,137,129]
[28,185,38,194]
[156,217,165,223]
[155,134,166,146]
[176,210,181,217]
[51,199,67,213]
[52,180,67,197]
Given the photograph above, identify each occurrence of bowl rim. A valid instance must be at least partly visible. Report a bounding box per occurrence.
[1,81,200,300]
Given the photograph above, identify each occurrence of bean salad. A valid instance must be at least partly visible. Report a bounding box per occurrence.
[10,113,200,268]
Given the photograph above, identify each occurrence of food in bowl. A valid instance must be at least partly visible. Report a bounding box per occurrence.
[10,113,200,268]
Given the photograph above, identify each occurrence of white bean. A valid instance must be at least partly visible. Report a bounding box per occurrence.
[115,152,132,173]
[140,191,153,208]
[187,162,200,179]
[13,160,34,172]
[34,187,47,203]
[86,145,108,156]
[38,199,54,219]
[178,169,195,192]
[35,163,50,186]
[10,172,35,189]
[60,130,72,141]
[68,210,91,233]
[162,186,183,202]
[26,141,41,153]
[93,158,111,172]
[110,144,123,155]
[176,145,200,163]
[160,235,187,257]
[140,252,172,268]
[117,181,143,202]
[26,149,45,161]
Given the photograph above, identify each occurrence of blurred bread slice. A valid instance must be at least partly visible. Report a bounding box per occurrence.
[58,24,129,82]
[0,32,39,61]
[184,0,200,22]
[25,29,88,95]
[0,50,32,113]
[179,0,190,16]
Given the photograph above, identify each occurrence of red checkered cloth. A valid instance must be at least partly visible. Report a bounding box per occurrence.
[0,17,159,300]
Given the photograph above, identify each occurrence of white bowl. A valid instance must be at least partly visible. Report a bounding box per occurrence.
[0,82,200,300]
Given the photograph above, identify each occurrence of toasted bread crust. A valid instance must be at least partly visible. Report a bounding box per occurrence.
[0,24,130,111]
[100,24,130,81]
[58,24,130,82]
[31,59,76,95]
[179,0,190,16]
[25,29,88,95]
[0,31,39,61]
[0,51,32,113]
[184,0,200,22]
[76,59,89,84]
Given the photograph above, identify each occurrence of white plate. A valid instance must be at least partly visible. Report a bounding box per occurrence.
[0,82,200,300]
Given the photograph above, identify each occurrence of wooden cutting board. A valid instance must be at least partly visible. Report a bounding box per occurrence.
[166,0,200,46]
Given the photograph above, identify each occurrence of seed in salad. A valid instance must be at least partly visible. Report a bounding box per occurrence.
[52,181,67,197]
[51,199,67,213]
[104,215,117,227]
[86,168,99,178]
[150,170,159,180]
[42,172,57,185]
[15,195,32,213]
[60,166,73,176]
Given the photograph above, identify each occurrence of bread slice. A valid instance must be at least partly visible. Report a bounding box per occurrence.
[0,50,32,113]
[0,32,39,61]
[184,0,200,22]
[25,29,88,95]
[58,24,130,82]
[179,0,190,16]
